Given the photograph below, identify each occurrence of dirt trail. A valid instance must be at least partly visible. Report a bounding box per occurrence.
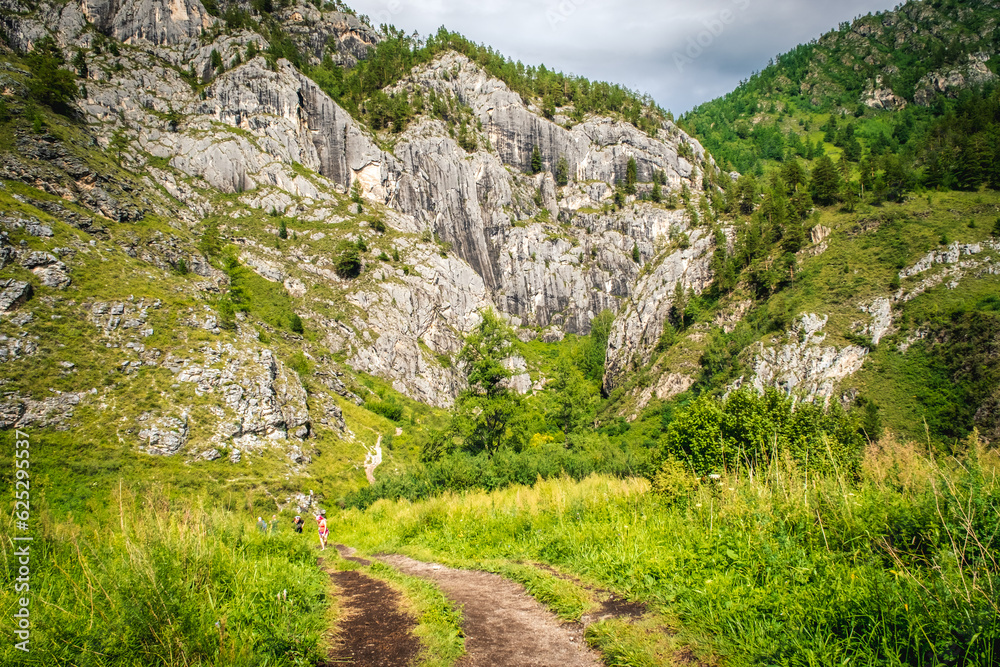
[319,555,421,667]
[377,553,603,667]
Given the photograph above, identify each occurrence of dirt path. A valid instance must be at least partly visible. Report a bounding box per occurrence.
[319,555,421,667]
[377,554,603,667]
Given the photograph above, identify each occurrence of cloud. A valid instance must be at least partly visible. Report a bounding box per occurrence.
[346,0,900,112]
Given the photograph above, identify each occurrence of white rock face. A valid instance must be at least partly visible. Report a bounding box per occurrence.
[140,414,190,456]
[345,247,492,407]
[900,242,986,278]
[861,298,894,345]
[604,227,718,391]
[11,0,731,409]
[167,343,310,446]
[748,315,868,404]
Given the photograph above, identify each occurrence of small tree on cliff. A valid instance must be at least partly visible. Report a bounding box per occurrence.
[453,309,527,456]
[530,145,543,174]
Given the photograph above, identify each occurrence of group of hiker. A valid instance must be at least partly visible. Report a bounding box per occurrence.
[256,510,329,550]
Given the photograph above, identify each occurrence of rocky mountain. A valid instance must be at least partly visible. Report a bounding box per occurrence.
[0,0,731,473]
[3,0,998,483]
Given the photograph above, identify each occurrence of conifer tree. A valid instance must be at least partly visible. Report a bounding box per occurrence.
[530,145,543,174]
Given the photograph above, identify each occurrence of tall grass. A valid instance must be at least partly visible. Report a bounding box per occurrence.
[333,433,999,666]
[0,488,328,666]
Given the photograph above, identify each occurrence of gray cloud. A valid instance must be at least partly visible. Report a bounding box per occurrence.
[345,0,899,113]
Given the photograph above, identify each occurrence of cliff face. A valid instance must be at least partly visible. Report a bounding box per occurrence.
[7,0,873,467]
[52,0,716,384]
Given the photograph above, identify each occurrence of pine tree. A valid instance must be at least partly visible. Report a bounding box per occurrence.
[810,155,841,206]
[555,155,569,186]
[72,49,88,79]
[625,156,638,195]
[530,145,543,174]
[278,219,288,239]
[651,180,663,203]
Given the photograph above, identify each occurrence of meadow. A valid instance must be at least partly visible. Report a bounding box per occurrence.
[0,488,330,666]
[332,431,1000,666]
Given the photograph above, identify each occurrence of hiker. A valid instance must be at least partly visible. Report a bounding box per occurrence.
[269,514,279,534]
[293,515,304,533]
[256,516,267,533]
[316,510,328,551]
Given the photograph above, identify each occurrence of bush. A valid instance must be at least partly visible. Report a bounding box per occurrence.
[368,398,404,421]
[333,241,362,278]
[289,313,304,334]
[662,389,864,475]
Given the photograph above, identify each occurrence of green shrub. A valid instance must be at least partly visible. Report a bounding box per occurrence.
[367,398,403,421]
[25,36,79,114]
[334,241,362,278]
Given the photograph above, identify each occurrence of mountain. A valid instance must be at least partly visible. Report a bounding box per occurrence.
[1,2,999,665]
[0,0,723,496]
[2,0,1000,484]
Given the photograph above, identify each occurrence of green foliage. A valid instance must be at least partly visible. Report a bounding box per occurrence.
[662,389,864,475]
[452,310,527,456]
[554,155,569,186]
[810,154,841,206]
[367,397,404,422]
[333,240,362,279]
[307,28,666,136]
[631,243,640,264]
[545,355,597,434]
[0,492,328,666]
[287,350,311,375]
[346,439,654,508]
[108,129,129,167]
[530,145,543,174]
[277,218,288,239]
[337,438,1000,667]
[71,48,88,78]
[289,312,304,334]
[218,255,300,330]
[681,2,1000,202]
[24,36,79,114]
[625,156,638,195]
[579,310,614,383]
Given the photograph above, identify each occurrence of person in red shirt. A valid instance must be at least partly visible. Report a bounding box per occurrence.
[316,510,328,550]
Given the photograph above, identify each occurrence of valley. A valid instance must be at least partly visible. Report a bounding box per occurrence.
[0,0,998,664]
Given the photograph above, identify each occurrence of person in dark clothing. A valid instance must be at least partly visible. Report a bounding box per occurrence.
[293,515,304,533]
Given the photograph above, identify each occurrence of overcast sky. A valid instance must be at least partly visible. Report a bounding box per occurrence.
[344,0,900,114]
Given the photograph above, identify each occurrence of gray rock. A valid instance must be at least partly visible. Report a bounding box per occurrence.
[139,414,189,456]
[0,280,32,312]
[747,315,868,404]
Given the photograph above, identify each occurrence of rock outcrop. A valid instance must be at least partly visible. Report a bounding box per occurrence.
[746,314,868,404]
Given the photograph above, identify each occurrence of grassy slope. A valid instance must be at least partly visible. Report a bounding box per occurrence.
[333,440,999,666]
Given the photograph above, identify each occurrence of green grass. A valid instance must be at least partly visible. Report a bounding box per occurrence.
[331,437,1000,666]
[0,487,329,666]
